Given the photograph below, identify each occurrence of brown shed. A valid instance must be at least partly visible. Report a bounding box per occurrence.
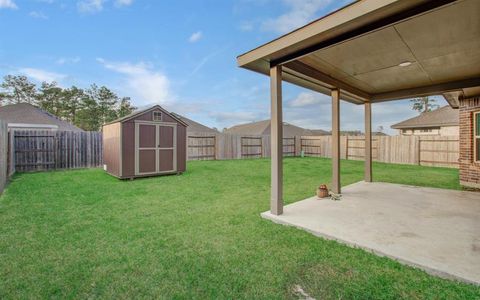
[102,105,187,179]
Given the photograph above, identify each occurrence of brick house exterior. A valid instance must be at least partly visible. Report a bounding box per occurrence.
[459,96,480,188]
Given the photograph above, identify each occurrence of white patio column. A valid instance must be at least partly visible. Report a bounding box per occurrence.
[331,89,340,194]
[270,65,283,215]
[365,101,372,182]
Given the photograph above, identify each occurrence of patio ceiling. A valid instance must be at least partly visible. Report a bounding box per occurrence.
[237,0,480,107]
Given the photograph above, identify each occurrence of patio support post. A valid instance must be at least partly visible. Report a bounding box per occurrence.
[365,101,372,182]
[331,89,340,194]
[270,65,283,215]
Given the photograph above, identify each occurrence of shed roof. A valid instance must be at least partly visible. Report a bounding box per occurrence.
[224,119,327,136]
[107,105,188,127]
[170,113,219,134]
[0,103,83,131]
[237,0,480,107]
[391,106,459,129]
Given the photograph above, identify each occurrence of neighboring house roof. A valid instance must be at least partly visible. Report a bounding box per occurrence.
[106,105,188,127]
[0,103,83,131]
[333,130,388,136]
[170,113,218,134]
[225,119,327,136]
[391,106,459,129]
[309,129,330,136]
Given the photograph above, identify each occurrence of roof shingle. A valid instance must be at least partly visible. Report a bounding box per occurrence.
[0,103,83,131]
[391,106,458,129]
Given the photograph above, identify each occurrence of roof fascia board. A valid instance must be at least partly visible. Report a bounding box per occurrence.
[108,105,188,127]
[269,0,455,67]
[238,0,456,68]
[237,0,401,67]
[283,61,370,100]
[392,124,457,129]
[371,77,480,102]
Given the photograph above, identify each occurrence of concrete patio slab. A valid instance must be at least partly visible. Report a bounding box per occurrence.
[261,182,480,285]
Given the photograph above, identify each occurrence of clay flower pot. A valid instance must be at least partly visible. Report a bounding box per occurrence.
[317,184,329,198]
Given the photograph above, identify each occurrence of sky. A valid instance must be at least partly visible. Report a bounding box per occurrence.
[0,0,447,134]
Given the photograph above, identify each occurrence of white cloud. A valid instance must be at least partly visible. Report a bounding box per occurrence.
[0,0,17,9]
[19,68,66,83]
[115,0,133,7]
[288,92,328,107]
[97,58,172,105]
[77,0,104,13]
[56,57,81,65]
[262,0,332,34]
[188,31,203,43]
[238,21,254,32]
[29,11,48,19]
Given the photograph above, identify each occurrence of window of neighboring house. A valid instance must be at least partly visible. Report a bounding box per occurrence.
[402,129,407,134]
[420,128,433,133]
[475,111,480,161]
[153,111,162,121]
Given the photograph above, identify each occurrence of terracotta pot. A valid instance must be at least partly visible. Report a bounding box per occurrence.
[317,184,329,198]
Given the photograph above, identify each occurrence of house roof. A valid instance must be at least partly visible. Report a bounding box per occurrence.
[170,113,218,134]
[224,119,328,136]
[106,105,188,127]
[237,0,480,107]
[309,129,330,136]
[391,106,459,129]
[0,103,83,131]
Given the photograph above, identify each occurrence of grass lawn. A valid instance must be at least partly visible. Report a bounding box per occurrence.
[0,157,478,299]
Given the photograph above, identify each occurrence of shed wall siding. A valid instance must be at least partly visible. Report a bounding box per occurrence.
[459,97,480,188]
[103,122,121,177]
[177,125,187,172]
[122,121,136,178]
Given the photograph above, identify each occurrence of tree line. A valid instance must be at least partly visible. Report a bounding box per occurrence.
[0,75,136,131]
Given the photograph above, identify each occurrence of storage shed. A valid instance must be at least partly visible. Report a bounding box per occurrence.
[103,105,187,179]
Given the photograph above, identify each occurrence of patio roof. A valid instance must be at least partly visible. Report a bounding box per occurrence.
[236,0,480,217]
[237,0,480,107]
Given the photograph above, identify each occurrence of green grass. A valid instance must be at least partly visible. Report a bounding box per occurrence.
[0,157,478,299]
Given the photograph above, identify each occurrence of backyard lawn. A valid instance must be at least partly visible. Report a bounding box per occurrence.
[0,157,478,299]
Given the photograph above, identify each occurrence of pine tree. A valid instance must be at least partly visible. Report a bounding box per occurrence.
[0,75,37,105]
[37,81,63,116]
[410,96,440,113]
[118,97,136,118]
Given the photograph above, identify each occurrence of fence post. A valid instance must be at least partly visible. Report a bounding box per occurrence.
[345,136,349,160]
[417,137,421,165]
[54,133,58,169]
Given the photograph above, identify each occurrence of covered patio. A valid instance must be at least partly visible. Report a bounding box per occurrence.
[262,182,480,284]
[237,0,480,284]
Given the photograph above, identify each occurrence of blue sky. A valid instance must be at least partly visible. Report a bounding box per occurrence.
[0,0,446,134]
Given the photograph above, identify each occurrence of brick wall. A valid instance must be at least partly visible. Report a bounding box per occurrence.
[459,96,480,188]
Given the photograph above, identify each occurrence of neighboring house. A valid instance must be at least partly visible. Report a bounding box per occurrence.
[336,130,389,136]
[171,113,219,135]
[224,119,328,137]
[0,103,83,131]
[391,106,459,136]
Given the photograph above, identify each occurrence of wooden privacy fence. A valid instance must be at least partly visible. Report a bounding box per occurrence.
[0,121,7,195]
[12,130,103,172]
[187,132,299,161]
[3,130,460,177]
[187,133,460,168]
[299,135,459,168]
